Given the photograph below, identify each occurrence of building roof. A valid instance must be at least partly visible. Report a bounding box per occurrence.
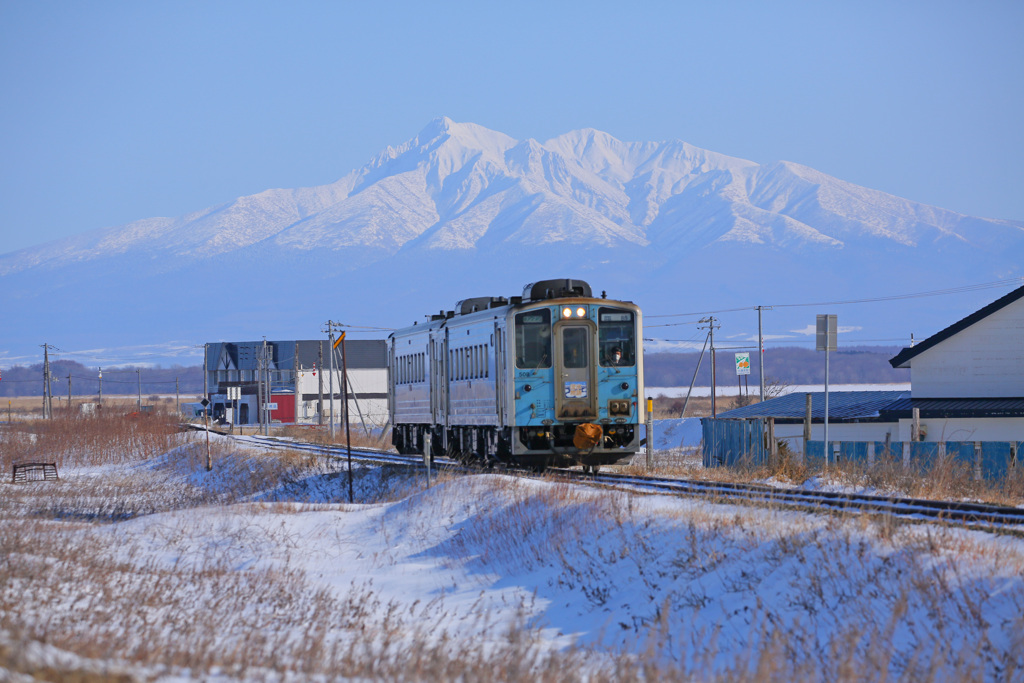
[879,397,1024,420]
[208,339,387,372]
[717,390,908,422]
[889,283,1024,369]
[295,340,386,370]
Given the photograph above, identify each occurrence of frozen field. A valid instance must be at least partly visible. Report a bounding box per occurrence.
[2,429,1023,681]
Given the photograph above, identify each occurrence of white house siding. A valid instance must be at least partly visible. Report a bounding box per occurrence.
[295,368,389,427]
[910,298,1024,398]
[774,422,900,454]
[897,417,1024,443]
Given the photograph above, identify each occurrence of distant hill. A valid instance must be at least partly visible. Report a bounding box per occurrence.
[0,345,907,397]
[0,361,203,399]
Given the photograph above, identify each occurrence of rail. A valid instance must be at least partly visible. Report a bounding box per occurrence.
[185,424,1024,533]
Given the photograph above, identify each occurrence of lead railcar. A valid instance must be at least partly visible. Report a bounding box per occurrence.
[388,278,644,471]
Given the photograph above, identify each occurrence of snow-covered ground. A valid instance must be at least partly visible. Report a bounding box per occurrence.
[3,432,1023,681]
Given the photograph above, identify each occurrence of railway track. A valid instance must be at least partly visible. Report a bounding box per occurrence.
[189,425,1024,533]
[564,469,1024,532]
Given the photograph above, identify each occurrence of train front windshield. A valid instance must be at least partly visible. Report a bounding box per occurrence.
[598,307,636,366]
[515,309,552,368]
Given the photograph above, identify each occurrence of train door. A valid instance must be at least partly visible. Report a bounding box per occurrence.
[429,335,446,428]
[494,321,505,425]
[554,321,598,420]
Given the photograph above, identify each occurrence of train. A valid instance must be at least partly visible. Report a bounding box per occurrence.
[388,278,644,471]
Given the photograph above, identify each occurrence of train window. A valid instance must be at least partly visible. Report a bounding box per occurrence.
[515,309,552,368]
[562,326,589,369]
[598,307,636,366]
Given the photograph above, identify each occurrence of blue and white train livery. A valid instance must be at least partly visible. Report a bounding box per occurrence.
[388,279,644,471]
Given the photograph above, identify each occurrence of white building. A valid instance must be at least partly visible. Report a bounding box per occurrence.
[887,283,1024,442]
[205,339,388,428]
[715,283,1024,450]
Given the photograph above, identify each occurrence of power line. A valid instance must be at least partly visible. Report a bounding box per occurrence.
[646,277,1023,319]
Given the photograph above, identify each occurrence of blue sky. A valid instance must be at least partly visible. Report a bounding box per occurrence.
[2,1,1022,253]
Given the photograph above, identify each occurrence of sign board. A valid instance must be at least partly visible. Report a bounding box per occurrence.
[226,386,241,400]
[816,314,837,351]
[200,398,210,407]
[734,352,750,375]
[264,402,278,411]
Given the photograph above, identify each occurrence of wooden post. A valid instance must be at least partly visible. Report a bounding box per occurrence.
[645,397,654,469]
[912,407,921,442]
[803,393,812,457]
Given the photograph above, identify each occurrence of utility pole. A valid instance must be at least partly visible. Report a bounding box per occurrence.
[175,377,180,415]
[294,341,301,425]
[67,373,72,415]
[265,339,272,436]
[317,343,324,426]
[756,306,773,402]
[680,327,711,419]
[328,327,336,440]
[137,368,142,412]
[41,344,53,419]
[341,330,353,503]
[98,367,102,407]
[816,314,837,466]
[698,317,720,417]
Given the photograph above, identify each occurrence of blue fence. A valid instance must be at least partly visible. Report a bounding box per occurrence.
[701,418,1021,480]
[701,418,769,467]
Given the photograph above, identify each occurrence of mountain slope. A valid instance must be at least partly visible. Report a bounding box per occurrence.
[1,117,1022,365]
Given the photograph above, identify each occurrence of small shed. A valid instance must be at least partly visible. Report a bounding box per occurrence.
[715,391,906,454]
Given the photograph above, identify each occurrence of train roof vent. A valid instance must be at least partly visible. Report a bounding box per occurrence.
[522,279,593,301]
[457,296,509,316]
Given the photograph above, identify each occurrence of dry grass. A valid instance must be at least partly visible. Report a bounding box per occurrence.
[627,443,1024,507]
[276,422,392,451]
[1,410,181,471]
[652,394,752,419]
[3,417,1023,681]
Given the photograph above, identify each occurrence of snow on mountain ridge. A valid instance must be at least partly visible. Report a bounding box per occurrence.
[2,117,1022,279]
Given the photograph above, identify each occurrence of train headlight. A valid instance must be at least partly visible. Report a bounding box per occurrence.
[576,307,586,318]
[562,307,572,319]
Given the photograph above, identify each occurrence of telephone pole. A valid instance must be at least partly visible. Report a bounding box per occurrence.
[317,343,324,426]
[325,320,354,502]
[137,368,142,412]
[98,367,103,407]
[698,317,720,417]
[756,306,772,402]
[327,327,336,440]
[41,343,54,419]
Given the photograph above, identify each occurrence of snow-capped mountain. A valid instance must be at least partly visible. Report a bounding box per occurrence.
[2,117,1022,366]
